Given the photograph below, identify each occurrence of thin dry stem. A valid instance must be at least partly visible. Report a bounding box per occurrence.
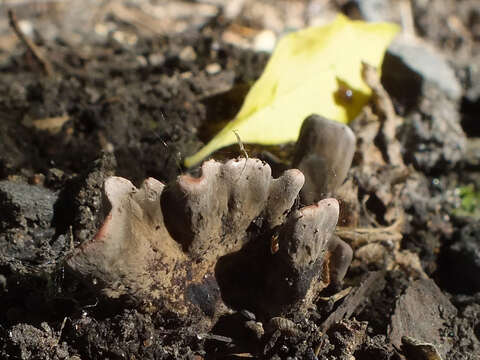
[335,213,404,248]
[8,9,54,77]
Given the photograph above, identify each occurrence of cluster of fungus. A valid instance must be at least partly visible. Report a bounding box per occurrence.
[67,115,355,329]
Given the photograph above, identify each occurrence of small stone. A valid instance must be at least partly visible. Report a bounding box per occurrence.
[254,30,277,53]
[136,55,148,67]
[18,20,34,37]
[85,87,101,103]
[398,82,466,172]
[205,63,221,75]
[353,0,400,23]
[112,31,137,45]
[148,53,165,67]
[0,181,57,229]
[179,46,197,62]
[383,37,462,101]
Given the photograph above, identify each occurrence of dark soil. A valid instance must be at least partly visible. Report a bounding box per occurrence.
[1,1,480,359]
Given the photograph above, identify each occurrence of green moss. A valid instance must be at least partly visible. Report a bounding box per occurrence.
[454,184,480,219]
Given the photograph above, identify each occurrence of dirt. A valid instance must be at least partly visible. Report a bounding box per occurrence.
[1,0,480,359]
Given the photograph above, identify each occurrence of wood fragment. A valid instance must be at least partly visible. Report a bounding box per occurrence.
[8,9,54,77]
[316,277,382,358]
[197,333,233,343]
[23,115,70,135]
[390,279,457,358]
[320,271,386,333]
[229,353,254,358]
[318,286,352,303]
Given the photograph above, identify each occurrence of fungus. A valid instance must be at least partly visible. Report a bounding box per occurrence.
[67,158,351,328]
[292,114,356,204]
[291,114,356,292]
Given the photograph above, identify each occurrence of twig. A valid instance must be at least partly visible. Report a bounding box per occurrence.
[233,129,249,182]
[8,9,54,77]
[399,0,416,39]
[233,129,249,161]
[318,286,352,302]
[53,317,69,347]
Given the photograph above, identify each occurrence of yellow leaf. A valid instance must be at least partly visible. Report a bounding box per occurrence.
[185,14,399,168]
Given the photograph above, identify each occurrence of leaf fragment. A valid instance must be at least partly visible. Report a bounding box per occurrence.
[185,14,399,167]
